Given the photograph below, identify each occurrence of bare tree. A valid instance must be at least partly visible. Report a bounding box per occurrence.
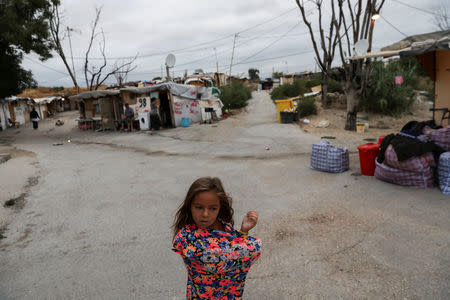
[296,0,343,108]
[49,3,79,91]
[50,4,136,91]
[432,2,450,31]
[113,61,137,87]
[332,0,386,130]
[296,0,386,130]
[84,7,137,90]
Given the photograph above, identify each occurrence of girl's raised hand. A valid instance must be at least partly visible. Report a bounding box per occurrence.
[240,211,258,233]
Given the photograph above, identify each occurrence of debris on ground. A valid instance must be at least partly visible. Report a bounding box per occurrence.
[314,120,330,128]
[0,154,11,164]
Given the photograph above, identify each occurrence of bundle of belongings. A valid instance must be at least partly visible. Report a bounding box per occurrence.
[375,120,450,193]
[310,140,349,173]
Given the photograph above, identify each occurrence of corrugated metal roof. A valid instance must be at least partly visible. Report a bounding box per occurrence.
[381,29,450,51]
[0,96,31,103]
[33,96,60,104]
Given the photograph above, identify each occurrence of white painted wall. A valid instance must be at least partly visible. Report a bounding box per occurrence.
[172,95,201,126]
[0,103,10,130]
[13,102,27,124]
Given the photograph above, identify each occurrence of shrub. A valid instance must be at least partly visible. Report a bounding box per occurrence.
[297,96,317,117]
[360,58,420,116]
[305,73,322,89]
[271,79,309,101]
[328,79,343,93]
[219,82,252,109]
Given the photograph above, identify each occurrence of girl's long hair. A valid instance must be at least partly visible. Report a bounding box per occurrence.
[172,177,234,240]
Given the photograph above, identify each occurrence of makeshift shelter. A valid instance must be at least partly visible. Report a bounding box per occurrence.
[0,97,32,129]
[120,83,223,129]
[351,30,450,125]
[399,37,450,125]
[32,96,62,119]
[69,90,121,130]
[214,72,227,87]
[280,72,313,85]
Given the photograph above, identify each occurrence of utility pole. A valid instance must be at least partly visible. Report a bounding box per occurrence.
[229,33,238,85]
[214,47,219,74]
[166,64,171,81]
[67,26,78,92]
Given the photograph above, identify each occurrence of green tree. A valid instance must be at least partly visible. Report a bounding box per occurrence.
[248,68,260,81]
[0,0,57,98]
[272,71,283,79]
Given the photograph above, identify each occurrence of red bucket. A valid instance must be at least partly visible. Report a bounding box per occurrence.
[357,143,380,176]
[378,135,387,145]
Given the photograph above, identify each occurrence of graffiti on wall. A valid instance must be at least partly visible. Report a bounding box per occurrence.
[174,99,199,115]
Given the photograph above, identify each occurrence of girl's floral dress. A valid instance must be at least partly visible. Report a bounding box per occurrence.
[172,222,262,299]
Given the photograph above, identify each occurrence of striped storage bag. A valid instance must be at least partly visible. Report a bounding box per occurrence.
[438,152,450,195]
[310,140,349,173]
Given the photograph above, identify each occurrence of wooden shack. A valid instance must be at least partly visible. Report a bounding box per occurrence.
[69,90,121,130]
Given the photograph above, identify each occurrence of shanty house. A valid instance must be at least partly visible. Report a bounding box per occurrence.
[0,97,32,129]
[69,90,122,130]
[120,83,223,129]
[32,96,62,119]
[352,29,450,126]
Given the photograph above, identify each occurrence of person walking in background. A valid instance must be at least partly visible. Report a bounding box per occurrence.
[30,107,40,129]
[172,177,262,299]
[124,103,134,132]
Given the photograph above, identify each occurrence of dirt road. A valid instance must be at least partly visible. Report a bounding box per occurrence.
[0,91,449,299]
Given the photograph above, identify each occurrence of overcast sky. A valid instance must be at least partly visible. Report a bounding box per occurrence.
[22,0,448,87]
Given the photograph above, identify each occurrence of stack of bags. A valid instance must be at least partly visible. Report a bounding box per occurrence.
[375,121,450,193]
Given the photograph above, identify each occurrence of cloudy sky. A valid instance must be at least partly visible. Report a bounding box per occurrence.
[22,0,448,87]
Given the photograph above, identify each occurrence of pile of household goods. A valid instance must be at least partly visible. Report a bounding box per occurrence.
[275,99,298,124]
[310,140,349,173]
[375,120,450,194]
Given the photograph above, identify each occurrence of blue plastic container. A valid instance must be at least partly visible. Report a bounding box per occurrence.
[181,117,190,127]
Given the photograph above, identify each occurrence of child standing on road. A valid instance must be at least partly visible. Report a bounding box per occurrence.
[172,177,262,299]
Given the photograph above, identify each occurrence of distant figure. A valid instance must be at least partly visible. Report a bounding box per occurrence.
[124,103,134,132]
[150,98,161,131]
[30,107,40,129]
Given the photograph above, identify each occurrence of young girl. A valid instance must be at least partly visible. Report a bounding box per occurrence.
[172,177,262,299]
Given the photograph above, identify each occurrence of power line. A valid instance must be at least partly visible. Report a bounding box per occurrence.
[380,15,409,38]
[392,0,450,19]
[238,22,300,64]
[23,57,68,75]
[71,7,299,61]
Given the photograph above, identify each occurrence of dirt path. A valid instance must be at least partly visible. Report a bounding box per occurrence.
[0,92,449,299]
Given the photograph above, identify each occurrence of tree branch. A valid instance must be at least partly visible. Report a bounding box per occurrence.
[84,7,101,90]
[295,0,325,69]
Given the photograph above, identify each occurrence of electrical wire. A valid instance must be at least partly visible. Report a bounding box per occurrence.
[392,0,450,19]
[71,7,299,61]
[380,15,409,38]
[238,22,301,64]
[23,57,68,75]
